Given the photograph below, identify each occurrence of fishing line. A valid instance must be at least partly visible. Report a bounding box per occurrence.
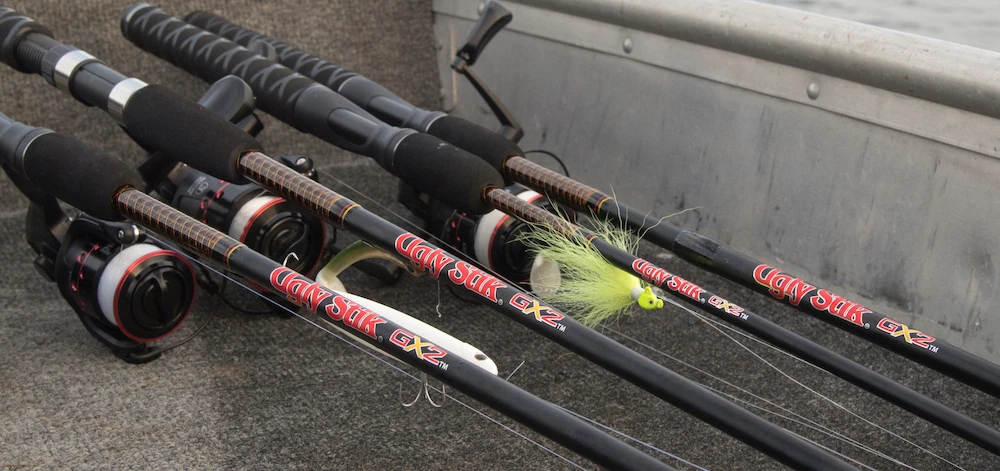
[553,405,710,471]
[601,324,911,465]
[523,149,570,177]
[661,298,965,470]
[788,430,883,471]
[678,309,966,470]
[143,234,602,471]
[216,278,273,315]
[156,295,221,354]
[506,360,526,382]
[312,166,890,469]
[316,165,895,466]
[708,386,909,470]
[317,166,892,458]
[315,155,968,468]
[149,213,709,469]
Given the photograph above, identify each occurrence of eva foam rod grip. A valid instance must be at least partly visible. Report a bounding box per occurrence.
[390,133,503,215]
[11,128,141,221]
[121,84,260,183]
[22,134,141,221]
[426,115,523,171]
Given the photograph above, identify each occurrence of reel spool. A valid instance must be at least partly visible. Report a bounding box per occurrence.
[425,183,573,287]
[156,162,327,276]
[49,214,197,363]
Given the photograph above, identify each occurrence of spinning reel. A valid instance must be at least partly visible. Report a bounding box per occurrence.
[0,112,195,363]
[401,182,573,297]
[49,212,197,363]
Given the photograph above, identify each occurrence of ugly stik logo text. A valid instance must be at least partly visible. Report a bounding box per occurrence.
[752,264,869,327]
[395,233,507,303]
[632,259,705,301]
[752,264,939,352]
[633,259,748,319]
[269,267,452,365]
[270,267,385,338]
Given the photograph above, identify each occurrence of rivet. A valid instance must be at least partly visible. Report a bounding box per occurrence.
[622,37,634,54]
[807,82,820,99]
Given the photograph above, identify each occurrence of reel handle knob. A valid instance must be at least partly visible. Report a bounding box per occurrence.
[457,1,512,66]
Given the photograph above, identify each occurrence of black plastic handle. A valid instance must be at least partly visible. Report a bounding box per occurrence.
[0,6,51,72]
[184,11,353,90]
[185,10,443,132]
[124,5,401,159]
[458,1,512,66]
[0,113,140,220]
[125,4,506,215]
[184,9,523,172]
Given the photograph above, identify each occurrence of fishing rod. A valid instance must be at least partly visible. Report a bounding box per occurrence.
[0,5,861,468]
[118,4,1000,457]
[0,114,679,471]
[183,1,1000,398]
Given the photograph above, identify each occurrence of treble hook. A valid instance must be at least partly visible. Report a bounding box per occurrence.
[282,252,300,267]
[399,372,446,408]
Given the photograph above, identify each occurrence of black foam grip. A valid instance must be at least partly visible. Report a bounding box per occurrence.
[427,115,523,171]
[124,5,314,123]
[390,133,503,215]
[23,133,141,221]
[121,84,259,183]
[185,11,355,90]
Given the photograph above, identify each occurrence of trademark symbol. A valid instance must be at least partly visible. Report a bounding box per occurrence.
[440,362,449,370]
[377,336,384,342]
[864,323,870,329]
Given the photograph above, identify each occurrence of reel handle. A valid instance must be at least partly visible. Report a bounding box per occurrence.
[457,1,512,66]
[450,1,523,142]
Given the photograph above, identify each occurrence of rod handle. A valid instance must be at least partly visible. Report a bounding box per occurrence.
[0,114,140,220]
